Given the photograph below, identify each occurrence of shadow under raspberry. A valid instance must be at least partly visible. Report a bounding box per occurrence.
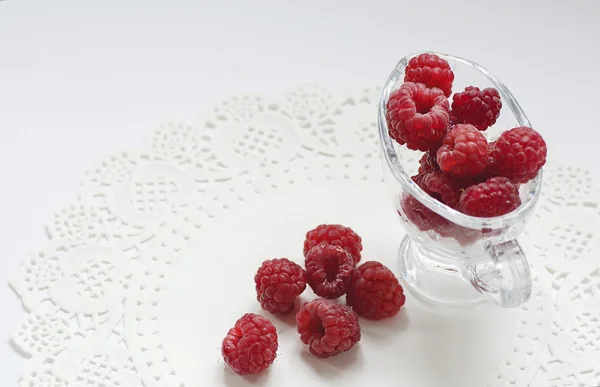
[222,366,272,387]
[298,344,363,377]
[359,307,410,339]
[270,296,304,328]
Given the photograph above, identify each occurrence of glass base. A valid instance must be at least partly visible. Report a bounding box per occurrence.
[398,235,484,306]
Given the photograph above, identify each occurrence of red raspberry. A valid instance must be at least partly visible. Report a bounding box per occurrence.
[418,151,439,174]
[493,126,547,183]
[413,170,460,208]
[254,258,307,314]
[401,193,480,243]
[386,82,450,151]
[400,171,459,237]
[303,224,362,264]
[305,244,354,299]
[401,194,451,235]
[436,124,488,178]
[346,261,406,320]
[451,86,502,131]
[458,177,521,217]
[221,313,278,375]
[296,298,361,358]
[404,53,454,97]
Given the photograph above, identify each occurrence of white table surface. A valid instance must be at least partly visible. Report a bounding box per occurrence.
[1,0,599,384]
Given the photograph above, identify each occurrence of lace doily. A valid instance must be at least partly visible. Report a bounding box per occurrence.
[10,85,600,387]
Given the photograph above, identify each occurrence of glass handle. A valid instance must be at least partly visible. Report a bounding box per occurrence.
[464,239,532,308]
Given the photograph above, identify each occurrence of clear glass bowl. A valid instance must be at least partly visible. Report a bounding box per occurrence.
[378,52,542,308]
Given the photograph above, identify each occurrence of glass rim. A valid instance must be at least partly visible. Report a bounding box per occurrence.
[378,51,543,229]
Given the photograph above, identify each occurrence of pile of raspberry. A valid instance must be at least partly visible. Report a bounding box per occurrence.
[387,53,547,235]
[221,224,406,375]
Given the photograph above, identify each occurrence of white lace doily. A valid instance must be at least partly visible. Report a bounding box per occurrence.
[10,85,600,387]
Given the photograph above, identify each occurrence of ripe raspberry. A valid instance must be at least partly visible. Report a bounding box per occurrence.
[413,170,460,208]
[296,298,361,358]
[221,313,278,375]
[404,53,454,97]
[400,171,459,237]
[386,82,450,151]
[400,194,452,235]
[493,126,547,183]
[458,177,521,217]
[305,244,354,299]
[254,258,307,314]
[303,224,362,264]
[436,124,488,178]
[418,150,439,174]
[451,86,502,131]
[346,261,406,320]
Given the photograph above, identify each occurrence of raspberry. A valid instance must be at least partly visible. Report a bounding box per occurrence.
[305,244,354,299]
[404,53,454,97]
[401,193,479,243]
[346,261,406,320]
[418,151,439,174]
[386,82,450,151]
[401,194,451,235]
[493,126,547,183]
[221,313,278,375]
[458,177,521,217]
[413,171,460,208]
[254,258,307,314]
[303,224,362,264]
[436,124,488,178]
[400,171,459,236]
[451,86,502,131]
[296,298,361,358]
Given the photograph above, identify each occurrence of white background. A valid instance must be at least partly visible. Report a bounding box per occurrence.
[1,0,599,384]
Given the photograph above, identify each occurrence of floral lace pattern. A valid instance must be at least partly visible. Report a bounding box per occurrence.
[10,85,600,387]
